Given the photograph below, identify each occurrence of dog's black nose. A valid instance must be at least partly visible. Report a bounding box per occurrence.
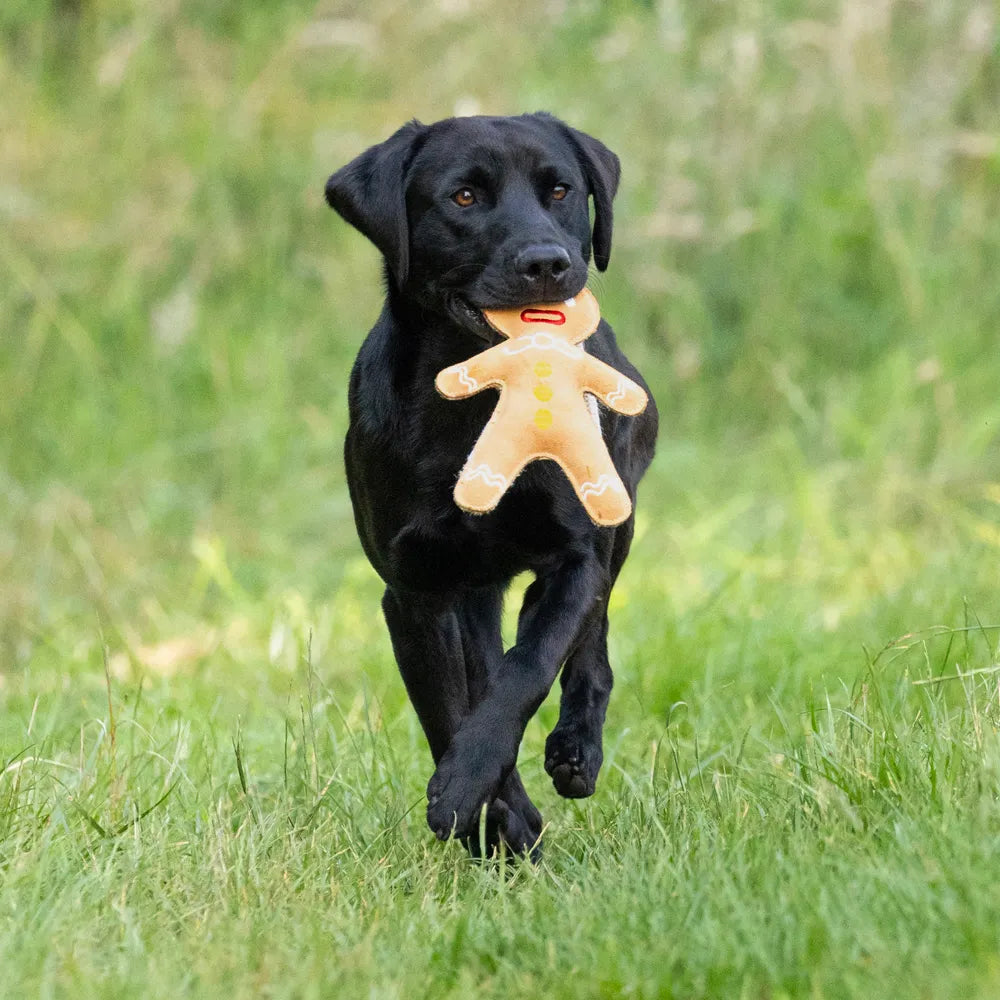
[514,244,572,284]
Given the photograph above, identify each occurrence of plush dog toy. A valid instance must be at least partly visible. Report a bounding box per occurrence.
[435,289,648,526]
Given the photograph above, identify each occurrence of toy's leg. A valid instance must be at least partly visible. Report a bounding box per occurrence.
[453,418,529,514]
[545,519,633,798]
[426,550,603,842]
[559,425,633,527]
[383,586,541,858]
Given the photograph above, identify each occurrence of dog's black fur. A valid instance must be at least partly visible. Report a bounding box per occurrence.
[325,113,658,856]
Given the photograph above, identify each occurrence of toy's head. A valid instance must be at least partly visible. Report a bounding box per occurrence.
[482,287,601,345]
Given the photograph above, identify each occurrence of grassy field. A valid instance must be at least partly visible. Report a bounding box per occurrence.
[3,0,1000,996]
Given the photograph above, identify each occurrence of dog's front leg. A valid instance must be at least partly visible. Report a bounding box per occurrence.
[425,551,604,841]
[383,585,544,857]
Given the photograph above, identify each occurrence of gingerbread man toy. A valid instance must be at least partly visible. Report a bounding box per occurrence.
[435,288,648,527]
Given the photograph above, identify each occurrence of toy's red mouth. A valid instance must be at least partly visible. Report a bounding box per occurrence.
[519,307,567,325]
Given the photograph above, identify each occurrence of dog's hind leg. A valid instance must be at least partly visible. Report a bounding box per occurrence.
[381,588,468,765]
[544,605,613,798]
[545,518,633,798]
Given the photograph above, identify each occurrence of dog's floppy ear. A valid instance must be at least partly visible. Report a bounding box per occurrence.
[560,124,621,272]
[324,120,426,287]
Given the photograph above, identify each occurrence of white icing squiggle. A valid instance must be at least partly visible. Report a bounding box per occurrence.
[456,365,479,391]
[580,474,625,499]
[605,378,627,407]
[461,464,509,489]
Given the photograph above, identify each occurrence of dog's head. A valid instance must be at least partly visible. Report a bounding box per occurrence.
[325,113,620,337]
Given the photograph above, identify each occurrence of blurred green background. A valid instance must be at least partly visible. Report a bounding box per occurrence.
[2,2,1000,994]
[3,0,998,689]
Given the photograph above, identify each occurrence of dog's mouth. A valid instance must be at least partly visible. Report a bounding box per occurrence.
[447,296,498,344]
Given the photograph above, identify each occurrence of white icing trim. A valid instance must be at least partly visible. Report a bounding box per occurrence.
[500,332,584,359]
[580,474,625,499]
[456,365,479,391]
[460,463,509,489]
[605,377,627,406]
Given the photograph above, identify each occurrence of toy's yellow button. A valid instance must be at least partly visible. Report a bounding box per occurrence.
[533,384,553,402]
[533,361,553,378]
[533,408,553,429]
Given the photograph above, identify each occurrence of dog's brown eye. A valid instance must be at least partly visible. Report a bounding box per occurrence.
[452,188,476,207]
[552,184,569,201]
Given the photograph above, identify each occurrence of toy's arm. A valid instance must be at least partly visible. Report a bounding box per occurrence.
[435,345,507,399]
[580,356,648,416]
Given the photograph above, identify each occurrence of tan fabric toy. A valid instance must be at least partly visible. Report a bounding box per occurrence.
[435,289,648,526]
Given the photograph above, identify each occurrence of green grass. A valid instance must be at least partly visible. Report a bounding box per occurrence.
[3,0,1000,996]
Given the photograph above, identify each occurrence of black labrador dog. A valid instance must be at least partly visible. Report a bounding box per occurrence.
[325,112,657,856]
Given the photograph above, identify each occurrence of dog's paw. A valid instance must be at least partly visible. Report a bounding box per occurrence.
[489,771,544,860]
[426,746,505,842]
[544,725,603,799]
[461,793,544,863]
